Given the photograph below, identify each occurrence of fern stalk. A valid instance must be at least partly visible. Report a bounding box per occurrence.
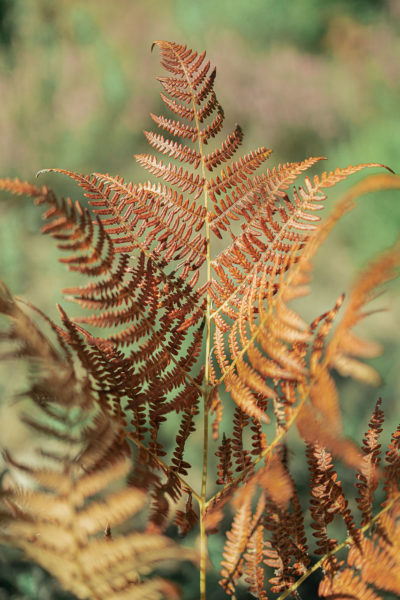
[166,40,213,599]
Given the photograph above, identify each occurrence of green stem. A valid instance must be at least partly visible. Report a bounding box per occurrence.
[199,390,210,600]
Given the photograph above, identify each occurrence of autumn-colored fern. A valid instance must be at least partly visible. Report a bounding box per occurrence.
[1,40,400,600]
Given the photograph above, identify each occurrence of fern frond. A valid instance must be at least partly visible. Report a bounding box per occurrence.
[134,154,205,199]
[215,433,234,485]
[355,398,384,525]
[297,402,363,470]
[324,240,400,385]
[0,287,196,599]
[9,181,206,432]
[144,129,201,166]
[209,155,324,240]
[174,491,198,536]
[243,523,268,600]
[207,147,272,203]
[171,403,199,476]
[204,124,244,171]
[0,177,49,199]
[382,424,400,502]
[220,495,252,594]
[346,501,400,596]
[306,442,360,577]
[317,495,400,600]
[319,569,382,600]
[213,250,310,420]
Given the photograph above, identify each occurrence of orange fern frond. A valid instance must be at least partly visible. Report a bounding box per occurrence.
[319,569,382,600]
[243,523,268,600]
[324,241,400,385]
[220,495,252,594]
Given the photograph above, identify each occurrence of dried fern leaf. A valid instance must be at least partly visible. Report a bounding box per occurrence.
[325,240,400,385]
[220,495,252,595]
[355,399,384,525]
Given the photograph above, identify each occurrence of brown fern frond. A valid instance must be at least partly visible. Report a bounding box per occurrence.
[306,442,360,579]
[144,129,201,166]
[219,456,305,598]
[174,491,198,536]
[318,493,400,599]
[159,90,217,123]
[204,465,258,536]
[264,502,301,594]
[134,154,205,199]
[209,156,324,240]
[156,62,214,103]
[28,181,206,425]
[215,433,234,485]
[207,147,272,203]
[138,180,206,230]
[231,407,253,473]
[213,251,311,421]
[254,456,309,595]
[355,398,384,525]
[0,283,78,407]
[204,124,244,171]
[209,160,384,324]
[150,113,200,143]
[38,169,207,283]
[309,161,393,190]
[150,98,224,144]
[382,424,400,503]
[156,60,215,105]
[171,403,199,476]
[153,41,209,88]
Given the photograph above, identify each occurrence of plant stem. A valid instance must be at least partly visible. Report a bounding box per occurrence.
[199,390,210,600]
[168,41,214,598]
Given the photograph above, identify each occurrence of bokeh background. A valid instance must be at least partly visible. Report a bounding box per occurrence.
[0,1,400,598]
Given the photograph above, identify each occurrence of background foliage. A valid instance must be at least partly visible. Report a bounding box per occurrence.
[0,1,399,598]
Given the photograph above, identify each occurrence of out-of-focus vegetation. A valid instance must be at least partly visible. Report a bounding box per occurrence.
[0,2,399,599]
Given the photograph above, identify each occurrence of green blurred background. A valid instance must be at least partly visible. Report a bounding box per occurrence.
[0,1,400,598]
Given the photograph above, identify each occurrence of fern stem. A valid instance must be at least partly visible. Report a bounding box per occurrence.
[276,492,400,600]
[199,386,211,600]
[168,40,212,600]
[188,60,212,600]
